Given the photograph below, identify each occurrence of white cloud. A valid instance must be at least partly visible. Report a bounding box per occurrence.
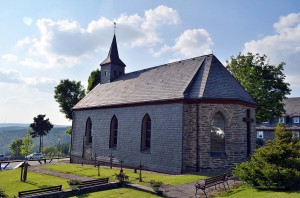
[243,12,300,95]
[243,13,300,72]
[16,5,179,69]
[142,5,179,30]
[1,54,18,62]
[0,83,69,125]
[0,68,20,83]
[23,17,33,26]
[16,37,32,48]
[273,13,300,33]
[0,67,57,91]
[287,74,300,88]
[152,29,213,58]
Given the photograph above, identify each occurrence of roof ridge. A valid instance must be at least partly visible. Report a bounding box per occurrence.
[119,54,212,78]
[183,57,207,97]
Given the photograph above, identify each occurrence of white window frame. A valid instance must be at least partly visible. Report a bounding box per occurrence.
[257,131,264,139]
[293,131,300,138]
[293,117,299,124]
[278,117,285,123]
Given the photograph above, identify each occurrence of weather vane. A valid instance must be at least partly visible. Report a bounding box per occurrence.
[114,21,116,34]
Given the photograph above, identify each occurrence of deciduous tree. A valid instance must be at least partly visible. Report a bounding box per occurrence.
[21,130,34,156]
[87,68,101,92]
[54,79,85,120]
[43,145,58,157]
[226,53,291,123]
[9,138,23,157]
[29,114,53,153]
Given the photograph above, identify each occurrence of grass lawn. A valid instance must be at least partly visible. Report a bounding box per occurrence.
[70,188,160,198]
[0,169,69,197]
[0,169,160,198]
[215,185,300,198]
[42,163,208,186]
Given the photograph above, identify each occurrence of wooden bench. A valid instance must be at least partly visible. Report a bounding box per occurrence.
[195,174,226,198]
[78,178,109,188]
[17,185,62,197]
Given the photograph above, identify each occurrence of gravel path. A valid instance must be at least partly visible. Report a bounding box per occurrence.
[162,179,237,198]
[29,164,93,181]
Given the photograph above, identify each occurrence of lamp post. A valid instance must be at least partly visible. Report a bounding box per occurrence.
[58,138,61,158]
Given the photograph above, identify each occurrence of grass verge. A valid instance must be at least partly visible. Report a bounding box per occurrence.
[215,183,300,198]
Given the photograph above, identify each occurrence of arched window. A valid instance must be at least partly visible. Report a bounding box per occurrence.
[141,114,151,151]
[211,113,225,152]
[109,115,118,148]
[85,117,92,145]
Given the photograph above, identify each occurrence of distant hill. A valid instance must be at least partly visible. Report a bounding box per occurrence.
[0,124,71,154]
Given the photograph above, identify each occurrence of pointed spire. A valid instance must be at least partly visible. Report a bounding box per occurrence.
[100,34,126,67]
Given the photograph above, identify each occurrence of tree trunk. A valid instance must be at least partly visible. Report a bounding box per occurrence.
[39,136,42,153]
[41,136,43,152]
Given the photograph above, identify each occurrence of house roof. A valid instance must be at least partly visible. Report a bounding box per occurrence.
[256,125,300,131]
[283,97,300,116]
[100,34,126,67]
[74,54,255,110]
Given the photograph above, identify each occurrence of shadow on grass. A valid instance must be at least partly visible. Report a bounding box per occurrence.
[74,194,90,198]
[25,181,57,189]
[255,187,300,194]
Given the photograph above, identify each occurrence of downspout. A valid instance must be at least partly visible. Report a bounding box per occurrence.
[196,103,199,172]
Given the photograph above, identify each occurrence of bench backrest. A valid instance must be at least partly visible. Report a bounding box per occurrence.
[79,178,109,186]
[18,185,62,197]
[205,174,226,185]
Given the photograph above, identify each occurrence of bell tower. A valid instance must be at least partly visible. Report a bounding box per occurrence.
[100,32,126,84]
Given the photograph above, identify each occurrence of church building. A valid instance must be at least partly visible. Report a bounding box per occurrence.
[71,34,256,174]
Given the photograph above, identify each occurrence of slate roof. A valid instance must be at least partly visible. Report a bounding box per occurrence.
[283,97,300,116]
[74,54,255,110]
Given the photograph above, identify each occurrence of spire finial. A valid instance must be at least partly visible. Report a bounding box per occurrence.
[113,21,116,34]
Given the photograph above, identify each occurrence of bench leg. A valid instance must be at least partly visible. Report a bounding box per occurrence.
[202,189,208,198]
[222,182,227,191]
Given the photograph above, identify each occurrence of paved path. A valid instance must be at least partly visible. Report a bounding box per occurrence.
[29,164,93,181]
[162,179,236,198]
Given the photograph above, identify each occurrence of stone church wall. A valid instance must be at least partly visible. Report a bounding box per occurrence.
[182,103,256,172]
[71,103,184,174]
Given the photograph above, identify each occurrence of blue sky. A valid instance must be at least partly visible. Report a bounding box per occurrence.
[1,0,300,125]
